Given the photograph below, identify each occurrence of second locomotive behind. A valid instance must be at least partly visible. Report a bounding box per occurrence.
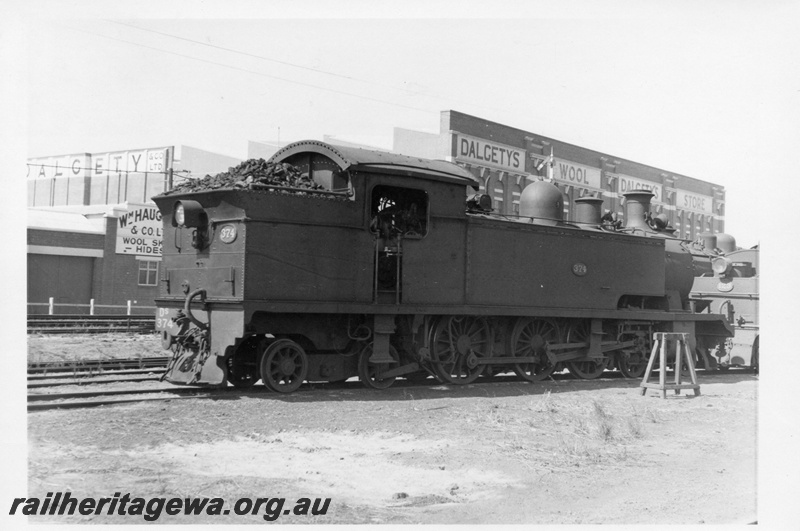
[690,238,759,371]
[153,141,732,391]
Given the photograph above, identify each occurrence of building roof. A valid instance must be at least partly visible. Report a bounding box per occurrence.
[27,202,152,234]
[28,208,106,234]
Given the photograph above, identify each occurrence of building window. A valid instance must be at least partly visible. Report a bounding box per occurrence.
[138,260,159,286]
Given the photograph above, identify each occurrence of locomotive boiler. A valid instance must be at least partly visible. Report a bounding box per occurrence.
[153,141,732,391]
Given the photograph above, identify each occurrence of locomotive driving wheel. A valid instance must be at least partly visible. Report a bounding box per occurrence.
[430,315,491,384]
[357,343,399,389]
[509,317,559,382]
[260,339,308,393]
[565,320,611,380]
[616,333,650,379]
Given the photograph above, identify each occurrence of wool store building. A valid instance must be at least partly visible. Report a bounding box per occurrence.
[394,110,725,239]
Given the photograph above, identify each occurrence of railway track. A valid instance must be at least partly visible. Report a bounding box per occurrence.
[28,315,155,334]
[27,375,162,388]
[27,357,174,410]
[27,386,220,411]
[27,361,751,412]
[27,356,170,375]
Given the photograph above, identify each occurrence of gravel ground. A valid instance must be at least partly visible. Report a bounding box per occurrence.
[25,353,758,525]
[27,333,164,364]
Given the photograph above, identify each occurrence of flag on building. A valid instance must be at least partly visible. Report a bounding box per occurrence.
[536,146,555,181]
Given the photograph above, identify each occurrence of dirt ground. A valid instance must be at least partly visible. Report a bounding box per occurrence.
[24,334,758,525]
[27,333,166,364]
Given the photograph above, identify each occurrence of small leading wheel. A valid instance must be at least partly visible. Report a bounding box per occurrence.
[260,339,308,393]
[358,343,399,389]
[617,352,648,378]
[509,317,559,382]
[616,333,650,379]
[430,316,491,384]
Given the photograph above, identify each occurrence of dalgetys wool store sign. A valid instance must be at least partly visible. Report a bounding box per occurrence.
[454,134,526,173]
[116,206,163,257]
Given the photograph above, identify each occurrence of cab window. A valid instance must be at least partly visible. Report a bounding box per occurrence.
[370,185,428,239]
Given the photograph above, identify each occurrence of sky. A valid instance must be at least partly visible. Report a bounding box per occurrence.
[3,0,800,526]
[7,0,799,247]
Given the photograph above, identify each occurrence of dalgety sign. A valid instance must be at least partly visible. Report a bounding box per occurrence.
[618,174,664,203]
[454,134,526,173]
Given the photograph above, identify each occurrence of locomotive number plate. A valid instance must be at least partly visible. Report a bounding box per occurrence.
[717,280,733,292]
[219,224,237,243]
[155,307,179,332]
[572,263,588,276]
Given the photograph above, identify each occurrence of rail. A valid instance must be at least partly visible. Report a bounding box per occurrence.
[27,356,169,374]
[27,315,156,334]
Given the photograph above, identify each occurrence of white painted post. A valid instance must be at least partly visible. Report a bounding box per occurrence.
[90,299,95,315]
[127,300,132,315]
[48,297,54,315]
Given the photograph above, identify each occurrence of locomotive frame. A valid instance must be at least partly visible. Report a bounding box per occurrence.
[153,141,732,392]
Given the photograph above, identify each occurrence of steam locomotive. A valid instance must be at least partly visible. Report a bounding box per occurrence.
[690,240,759,371]
[153,140,732,392]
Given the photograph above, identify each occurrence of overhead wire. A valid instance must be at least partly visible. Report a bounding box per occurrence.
[107,19,363,84]
[106,19,506,114]
[27,163,172,175]
[28,164,199,187]
[62,24,440,115]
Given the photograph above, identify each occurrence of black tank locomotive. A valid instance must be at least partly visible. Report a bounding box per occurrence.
[153,141,732,391]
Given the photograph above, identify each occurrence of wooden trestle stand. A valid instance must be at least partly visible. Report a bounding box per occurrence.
[639,332,700,398]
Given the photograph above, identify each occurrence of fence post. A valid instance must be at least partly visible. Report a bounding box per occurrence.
[49,297,54,315]
[127,300,132,315]
[90,299,95,315]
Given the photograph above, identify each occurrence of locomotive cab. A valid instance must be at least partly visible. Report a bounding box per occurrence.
[153,141,479,386]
